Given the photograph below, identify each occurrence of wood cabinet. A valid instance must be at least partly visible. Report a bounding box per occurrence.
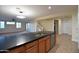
[25,41,38,53]
[25,41,38,49]
[39,36,51,53]
[9,35,51,53]
[39,38,46,53]
[26,45,38,53]
[9,46,25,53]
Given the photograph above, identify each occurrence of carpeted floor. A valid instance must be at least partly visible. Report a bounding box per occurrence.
[49,34,79,53]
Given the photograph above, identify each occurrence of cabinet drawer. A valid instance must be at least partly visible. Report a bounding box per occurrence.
[25,40,38,49]
[9,46,25,53]
[26,45,38,53]
[39,37,46,42]
[44,36,50,39]
[39,36,50,42]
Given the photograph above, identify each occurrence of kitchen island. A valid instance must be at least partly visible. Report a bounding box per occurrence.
[0,32,55,53]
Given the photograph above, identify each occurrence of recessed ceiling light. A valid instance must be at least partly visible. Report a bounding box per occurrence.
[17,15,26,19]
[16,7,20,10]
[8,7,33,16]
[48,6,52,10]
[19,11,23,13]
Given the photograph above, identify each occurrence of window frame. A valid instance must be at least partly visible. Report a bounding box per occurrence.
[16,22,21,28]
[0,21,5,29]
[6,21,15,25]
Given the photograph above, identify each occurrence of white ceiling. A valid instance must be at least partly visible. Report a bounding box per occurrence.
[0,5,77,20]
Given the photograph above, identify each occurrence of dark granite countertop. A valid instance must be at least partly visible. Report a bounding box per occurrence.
[0,31,54,50]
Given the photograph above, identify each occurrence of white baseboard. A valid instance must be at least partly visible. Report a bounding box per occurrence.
[59,33,72,36]
[72,39,78,42]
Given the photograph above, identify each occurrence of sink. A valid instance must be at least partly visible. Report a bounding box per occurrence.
[35,33,47,37]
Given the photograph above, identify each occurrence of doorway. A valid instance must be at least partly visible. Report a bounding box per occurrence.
[54,20,59,45]
[54,20,59,34]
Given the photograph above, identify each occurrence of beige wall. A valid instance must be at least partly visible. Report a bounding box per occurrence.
[38,19,54,31]
[60,17,72,35]
[71,5,79,48]
[72,6,78,42]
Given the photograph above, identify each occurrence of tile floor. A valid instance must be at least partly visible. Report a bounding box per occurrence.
[49,34,79,53]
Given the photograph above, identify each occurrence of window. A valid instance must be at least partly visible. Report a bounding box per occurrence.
[26,23,35,32]
[16,22,21,28]
[26,23,30,32]
[0,21,5,29]
[6,22,15,25]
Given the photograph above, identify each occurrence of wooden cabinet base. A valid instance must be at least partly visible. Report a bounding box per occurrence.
[9,46,25,53]
[9,35,51,53]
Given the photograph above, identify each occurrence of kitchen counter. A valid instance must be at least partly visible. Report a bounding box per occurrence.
[0,31,54,51]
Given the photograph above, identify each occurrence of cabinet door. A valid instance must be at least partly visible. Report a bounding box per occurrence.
[45,36,51,52]
[9,46,25,53]
[39,38,46,53]
[26,45,38,53]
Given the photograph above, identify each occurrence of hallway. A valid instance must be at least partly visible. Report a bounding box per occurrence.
[49,34,79,53]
